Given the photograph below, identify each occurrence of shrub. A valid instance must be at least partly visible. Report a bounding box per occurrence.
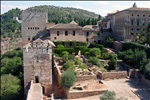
[57,44,64,48]
[108,57,117,70]
[89,57,101,67]
[62,51,69,56]
[60,70,76,90]
[79,63,88,69]
[89,48,101,57]
[102,53,117,60]
[63,60,75,71]
[88,42,104,51]
[75,59,82,65]
[100,90,116,100]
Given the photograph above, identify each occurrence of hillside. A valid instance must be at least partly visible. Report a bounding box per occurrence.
[1,5,102,38]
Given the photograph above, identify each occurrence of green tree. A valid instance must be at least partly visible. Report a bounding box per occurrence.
[57,44,64,48]
[1,74,21,100]
[108,57,117,70]
[100,90,116,100]
[89,57,101,67]
[89,48,101,57]
[60,70,76,90]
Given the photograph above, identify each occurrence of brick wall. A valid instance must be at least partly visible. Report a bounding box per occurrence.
[97,71,127,80]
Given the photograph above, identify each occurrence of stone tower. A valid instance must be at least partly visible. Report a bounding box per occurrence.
[21,9,48,46]
[22,9,55,98]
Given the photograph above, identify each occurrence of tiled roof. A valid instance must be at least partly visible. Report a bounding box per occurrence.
[49,24,82,29]
[107,7,150,16]
[69,20,78,25]
[82,25,99,31]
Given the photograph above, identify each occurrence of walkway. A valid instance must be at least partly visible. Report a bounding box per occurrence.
[27,83,43,100]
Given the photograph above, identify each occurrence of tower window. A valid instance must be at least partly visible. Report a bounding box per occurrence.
[57,31,59,36]
[35,27,37,29]
[73,31,76,36]
[131,28,133,31]
[149,15,150,17]
[132,14,133,16]
[38,27,39,29]
[30,27,32,30]
[28,27,30,30]
[65,31,68,36]
[54,37,57,39]
[137,28,139,31]
[33,27,34,30]
[143,15,145,17]
[137,15,139,17]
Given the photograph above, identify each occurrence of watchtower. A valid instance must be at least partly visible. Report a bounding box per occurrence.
[21,9,48,46]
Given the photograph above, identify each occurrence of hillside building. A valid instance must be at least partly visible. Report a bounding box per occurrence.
[103,2,150,41]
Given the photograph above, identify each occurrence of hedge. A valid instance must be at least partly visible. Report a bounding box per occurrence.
[122,42,150,58]
[88,43,104,51]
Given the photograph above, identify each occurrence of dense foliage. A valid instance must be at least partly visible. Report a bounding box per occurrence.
[89,48,101,57]
[0,48,23,100]
[1,74,21,100]
[108,57,117,70]
[122,42,150,58]
[28,5,102,26]
[89,57,102,67]
[1,8,21,38]
[118,48,150,80]
[60,70,76,90]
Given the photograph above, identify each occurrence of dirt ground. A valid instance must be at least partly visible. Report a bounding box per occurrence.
[102,78,150,100]
[71,78,150,100]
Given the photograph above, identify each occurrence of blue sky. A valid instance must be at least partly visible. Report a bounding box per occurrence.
[1,1,150,16]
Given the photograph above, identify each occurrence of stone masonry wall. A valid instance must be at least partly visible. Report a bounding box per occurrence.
[97,71,127,80]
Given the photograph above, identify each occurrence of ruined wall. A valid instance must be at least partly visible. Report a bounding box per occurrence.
[64,89,106,99]
[97,71,127,80]
[76,75,96,82]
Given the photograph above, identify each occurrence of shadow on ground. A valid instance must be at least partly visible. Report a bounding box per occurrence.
[125,79,150,100]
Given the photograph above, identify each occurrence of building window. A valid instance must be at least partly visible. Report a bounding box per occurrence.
[28,27,30,30]
[131,33,133,35]
[131,28,133,31]
[137,28,139,31]
[54,37,57,39]
[137,19,140,25]
[65,31,68,36]
[149,15,150,17]
[86,32,89,36]
[35,27,37,29]
[131,19,134,25]
[132,14,133,16]
[57,31,59,36]
[86,38,89,42]
[137,14,139,17]
[143,29,145,31]
[143,15,145,17]
[38,27,39,29]
[30,27,32,30]
[33,27,34,30]
[73,31,76,36]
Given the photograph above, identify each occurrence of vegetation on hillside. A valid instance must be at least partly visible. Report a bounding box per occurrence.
[1,5,102,38]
